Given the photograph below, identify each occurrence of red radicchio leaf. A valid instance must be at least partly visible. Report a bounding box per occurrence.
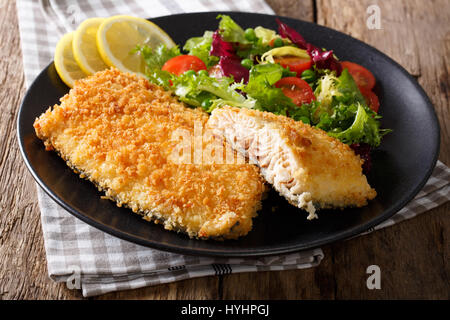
[218,56,249,83]
[275,19,342,75]
[275,18,308,49]
[350,143,372,174]
[307,44,342,75]
[209,31,249,83]
[210,30,236,58]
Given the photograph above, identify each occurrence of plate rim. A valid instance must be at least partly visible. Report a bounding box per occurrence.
[17,11,441,257]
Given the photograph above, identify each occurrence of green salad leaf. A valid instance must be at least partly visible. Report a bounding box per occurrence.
[183,31,219,67]
[335,68,366,105]
[248,63,285,85]
[243,63,310,120]
[133,44,180,88]
[170,71,247,112]
[145,68,173,89]
[134,44,180,70]
[254,26,278,46]
[327,104,384,146]
[244,63,292,113]
[311,69,389,146]
[235,39,272,60]
[217,14,248,44]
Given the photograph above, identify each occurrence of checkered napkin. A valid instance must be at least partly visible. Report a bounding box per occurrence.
[16,0,450,297]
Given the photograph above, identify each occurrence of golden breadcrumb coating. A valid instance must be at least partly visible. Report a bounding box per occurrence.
[208,106,376,219]
[34,68,266,239]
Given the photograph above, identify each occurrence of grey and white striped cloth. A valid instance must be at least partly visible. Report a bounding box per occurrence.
[16,0,450,297]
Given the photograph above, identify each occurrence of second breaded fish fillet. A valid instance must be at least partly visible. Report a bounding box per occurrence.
[207,106,376,219]
[34,69,266,239]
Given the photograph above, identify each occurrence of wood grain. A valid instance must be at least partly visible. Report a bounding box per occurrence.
[265,0,314,21]
[317,0,422,76]
[0,0,81,299]
[0,0,448,300]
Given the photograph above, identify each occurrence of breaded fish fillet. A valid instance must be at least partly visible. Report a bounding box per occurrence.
[207,106,376,219]
[34,69,266,239]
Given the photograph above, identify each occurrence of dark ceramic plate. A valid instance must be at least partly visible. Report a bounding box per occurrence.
[17,12,439,257]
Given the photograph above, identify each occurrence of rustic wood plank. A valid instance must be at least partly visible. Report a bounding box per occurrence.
[317,0,422,76]
[408,0,450,165]
[265,0,314,21]
[0,0,82,299]
[329,204,450,299]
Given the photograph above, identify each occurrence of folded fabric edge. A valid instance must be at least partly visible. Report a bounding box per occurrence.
[46,245,324,282]
[78,256,323,297]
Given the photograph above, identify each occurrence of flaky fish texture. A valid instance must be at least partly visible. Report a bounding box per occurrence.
[207,106,376,219]
[33,68,266,239]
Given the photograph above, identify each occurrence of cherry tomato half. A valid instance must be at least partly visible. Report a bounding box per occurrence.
[162,55,207,76]
[360,88,380,113]
[274,56,313,76]
[275,77,316,106]
[341,61,376,91]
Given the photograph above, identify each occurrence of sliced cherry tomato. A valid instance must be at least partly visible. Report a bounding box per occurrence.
[162,55,207,76]
[360,88,380,113]
[341,61,376,91]
[275,77,316,106]
[274,56,313,76]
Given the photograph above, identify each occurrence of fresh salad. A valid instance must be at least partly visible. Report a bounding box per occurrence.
[135,15,391,171]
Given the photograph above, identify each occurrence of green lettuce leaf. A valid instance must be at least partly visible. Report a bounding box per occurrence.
[243,63,309,119]
[235,39,272,60]
[311,69,390,146]
[254,26,278,46]
[133,44,180,89]
[314,68,366,109]
[328,103,385,147]
[216,15,273,60]
[335,68,366,105]
[134,44,180,70]
[170,71,247,111]
[217,14,248,44]
[183,31,219,67]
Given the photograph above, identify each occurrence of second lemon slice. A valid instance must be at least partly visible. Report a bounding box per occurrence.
[73,17,109,75]
[96,15,176,76]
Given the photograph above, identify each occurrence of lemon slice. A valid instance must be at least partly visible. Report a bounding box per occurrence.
[96,15,176,76]
[54,32,87,88]
[73,17,109,75]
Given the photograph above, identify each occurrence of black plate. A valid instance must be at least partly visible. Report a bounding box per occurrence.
[17,12,440,257]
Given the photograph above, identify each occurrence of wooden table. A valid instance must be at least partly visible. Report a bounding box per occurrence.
[0,0,448,299]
